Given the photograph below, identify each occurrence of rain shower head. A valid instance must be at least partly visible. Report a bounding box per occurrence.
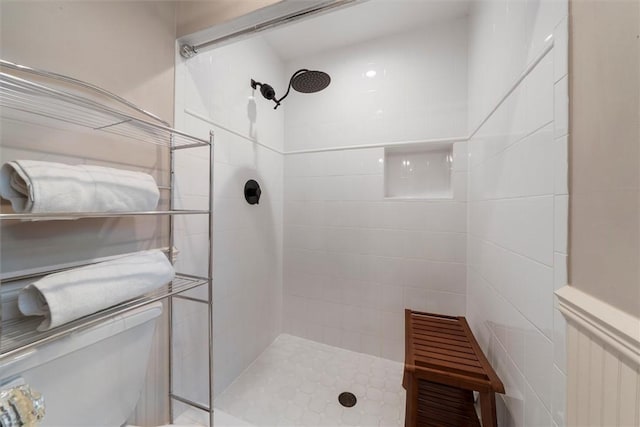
[291,70,331,93]
[250,69,331,110]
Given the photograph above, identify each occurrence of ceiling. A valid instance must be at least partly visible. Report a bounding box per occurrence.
[262,0,470,61]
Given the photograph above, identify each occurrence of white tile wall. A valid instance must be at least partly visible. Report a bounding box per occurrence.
[467,0,567,132]
[283,18,468,152]
[280,17,469,362]
[466,2,568,426]
[171,2,569,417]
[283,145,468,361]
[174,36,285,399]
[280,15,469,362]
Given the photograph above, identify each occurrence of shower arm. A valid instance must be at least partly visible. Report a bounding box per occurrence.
[273,69,309,110]
[251,78,281,109]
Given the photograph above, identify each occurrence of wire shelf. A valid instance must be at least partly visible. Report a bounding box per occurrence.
[0,71,209,149]
[0,59,215,423]
[0,273,210,360]
[0,209,210,221]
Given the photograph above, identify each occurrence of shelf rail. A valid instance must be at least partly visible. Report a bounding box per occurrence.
[0,273,209,361]
[0,59,170,126]
[0,209,209,221]
[0,63,209,149]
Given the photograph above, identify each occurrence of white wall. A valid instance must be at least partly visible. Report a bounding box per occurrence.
[174,36,285,399]
[282,18,468,361]
[176,0,279,38]
[465,1,568,426]
[569,0,640,318]
[284,20,468,152]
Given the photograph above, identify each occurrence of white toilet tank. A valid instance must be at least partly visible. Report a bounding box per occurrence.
[0,302,163,426]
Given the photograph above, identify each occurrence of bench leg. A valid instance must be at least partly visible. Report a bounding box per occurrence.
[404,374,418,427]
[479,391,497,427]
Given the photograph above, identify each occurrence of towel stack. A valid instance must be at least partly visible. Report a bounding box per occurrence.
[1,161,171,329]
[0,160,160,214]
[18,250,175,331]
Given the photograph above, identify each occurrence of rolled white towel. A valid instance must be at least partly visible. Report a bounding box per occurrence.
[0,160,159,213]
[18,250,175,331]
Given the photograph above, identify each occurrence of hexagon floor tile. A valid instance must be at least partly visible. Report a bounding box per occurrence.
[215,334,406,427]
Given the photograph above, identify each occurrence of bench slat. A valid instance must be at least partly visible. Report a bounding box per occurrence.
[404,309,505,427]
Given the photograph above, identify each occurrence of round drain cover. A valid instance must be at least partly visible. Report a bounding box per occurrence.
[338,392,357,408]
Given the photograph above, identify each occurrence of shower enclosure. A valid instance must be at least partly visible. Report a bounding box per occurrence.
[172,0,569,425]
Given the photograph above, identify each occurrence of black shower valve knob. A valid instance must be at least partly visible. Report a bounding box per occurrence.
[244,179,261,205]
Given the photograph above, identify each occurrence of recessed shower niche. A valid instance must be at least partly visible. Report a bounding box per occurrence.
[384,143,455,199]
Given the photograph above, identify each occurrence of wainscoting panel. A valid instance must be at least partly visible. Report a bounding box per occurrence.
[558,286,640,427]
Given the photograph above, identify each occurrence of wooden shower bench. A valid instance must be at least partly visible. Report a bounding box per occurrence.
[403,310,505,427]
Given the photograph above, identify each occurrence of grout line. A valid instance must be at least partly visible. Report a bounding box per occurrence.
[288,289,466,306]
[468,38,554,140]
[184,41,553,165]
[467,231,554,269]
[284,227,468,235]
[284,250,467,264]
[490,328,527,396]
[286,255,467,265]
[284,136,468,155]
[468,120,554,169]
[184,108,284,155]
[554,73,568,84]
[467,193,555,203]
[187,106,468,156]
[467,265,554,342]
[283,247,467,265]
[491,323,559,418]
[182,36,554,164]
[468,263,554,342]
[284,224,467,234]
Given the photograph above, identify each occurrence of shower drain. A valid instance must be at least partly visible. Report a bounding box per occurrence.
[338,392,357,408]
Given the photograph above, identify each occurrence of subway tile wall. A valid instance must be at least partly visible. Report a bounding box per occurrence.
[282,17,469,361]
[172,4,569,420]
[283,147,468,361]
[283,19,469,152]
[466,1,568,426]
[174,36,285,399]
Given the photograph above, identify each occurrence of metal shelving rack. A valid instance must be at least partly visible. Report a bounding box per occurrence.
[0,59,214,425]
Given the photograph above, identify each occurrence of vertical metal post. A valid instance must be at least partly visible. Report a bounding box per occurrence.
[168,136,175,423]
[167,132,213,423]
[208,131,215,426]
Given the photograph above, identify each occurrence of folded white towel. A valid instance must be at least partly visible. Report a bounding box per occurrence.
[18,250,175,331]
[0,160,159,213]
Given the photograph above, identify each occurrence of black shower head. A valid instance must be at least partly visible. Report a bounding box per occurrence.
[291,70,331,93]
[250,69,331,110]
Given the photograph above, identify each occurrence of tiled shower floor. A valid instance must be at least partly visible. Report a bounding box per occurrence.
[215,334,406,427]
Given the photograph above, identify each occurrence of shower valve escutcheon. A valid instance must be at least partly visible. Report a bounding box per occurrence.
[244,180,262,205]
